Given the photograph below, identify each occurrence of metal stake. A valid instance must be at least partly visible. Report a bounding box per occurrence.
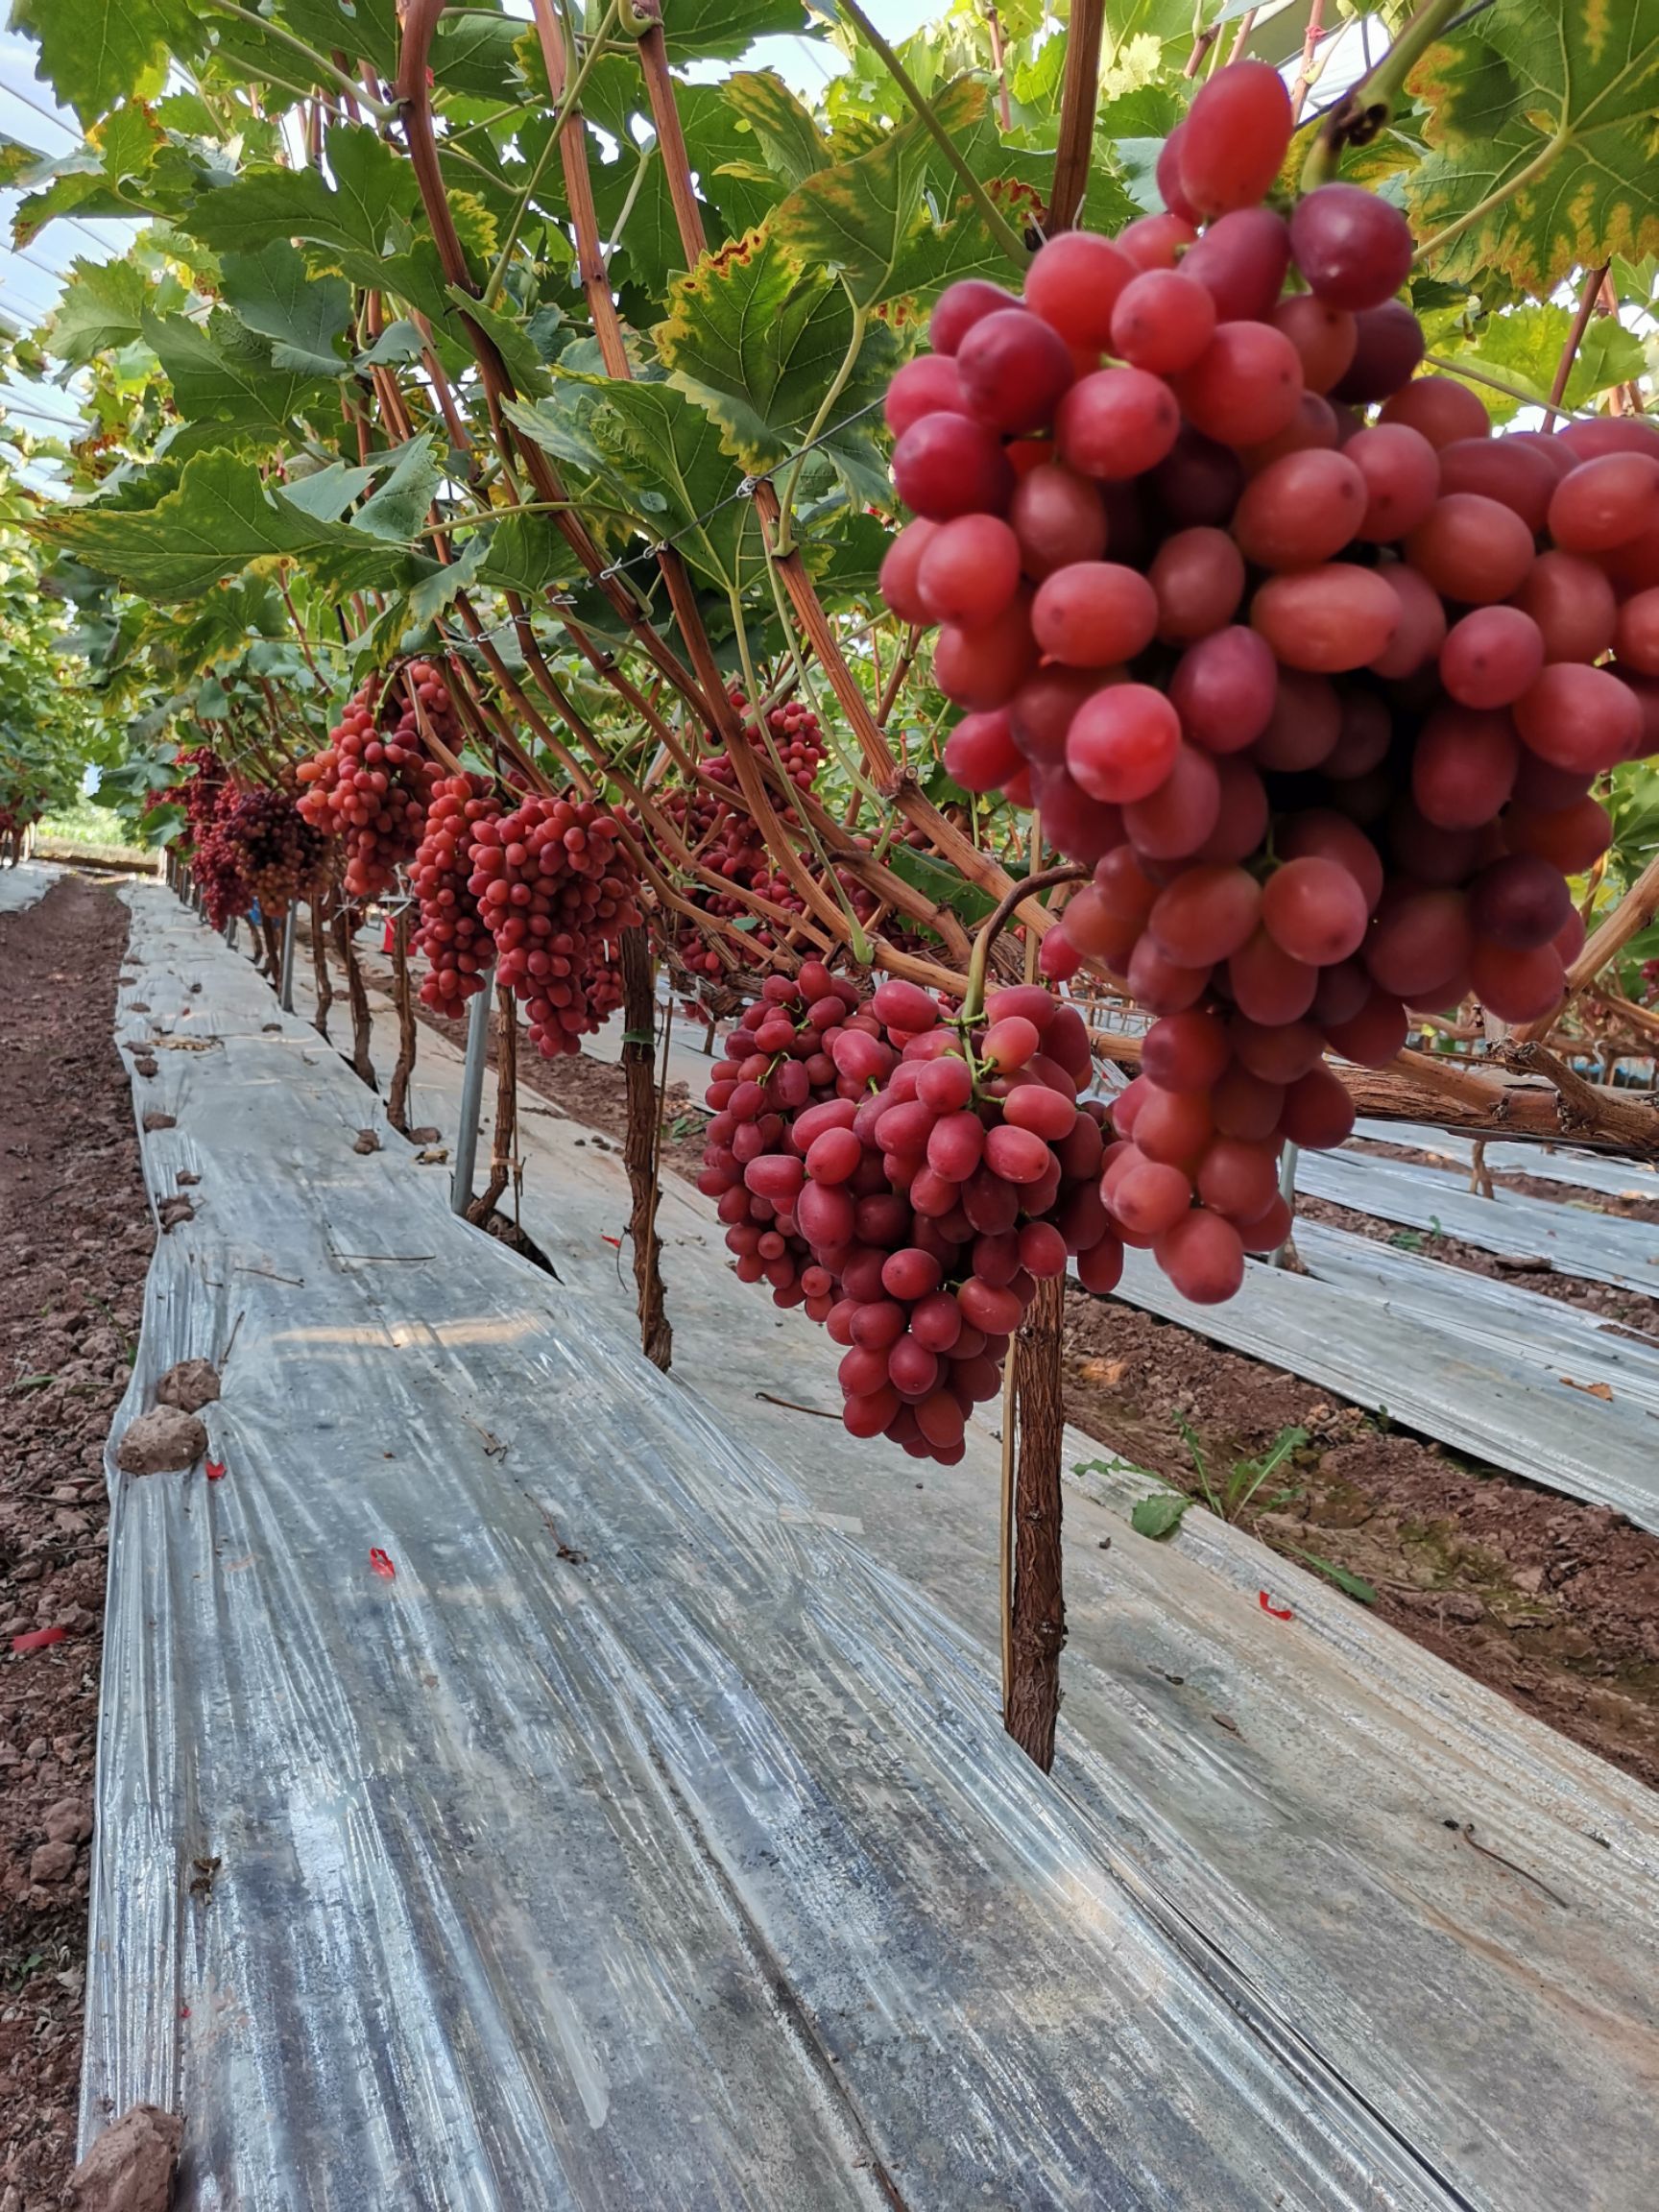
[1270,1142,1299,1268]
[278,907,298,1012]
[225,916,237,950]
[451,975,494,1215]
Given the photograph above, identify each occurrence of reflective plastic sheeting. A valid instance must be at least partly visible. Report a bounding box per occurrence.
[0,857,59,912]
[85,887,1451,2209]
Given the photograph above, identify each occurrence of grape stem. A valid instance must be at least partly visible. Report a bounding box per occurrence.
[1298,0,1464,193]
[833,0,1032,270]
[962,862,1085,1024]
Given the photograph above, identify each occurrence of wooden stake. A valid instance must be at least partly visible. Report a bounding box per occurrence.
[387,909,418,1136]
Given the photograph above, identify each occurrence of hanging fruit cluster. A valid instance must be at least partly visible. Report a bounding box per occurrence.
[217,786,330,919]
[468,793,643,1056]
[662,690,828,979]
[878,59,1658,1305]
[297,664,449,898]
[411,771,501,1013]
[699,967,1121,1462]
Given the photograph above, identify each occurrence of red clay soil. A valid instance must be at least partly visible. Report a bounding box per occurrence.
[373,987,1659,1795]
[0,875,152,2207]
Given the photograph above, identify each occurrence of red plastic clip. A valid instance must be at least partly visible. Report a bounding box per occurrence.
[12,1625,67,1653]
[369,1548,397,1579]
[1258,1591,1294,1621]
[204,1457,227,1481]
[600,1234,622,1249]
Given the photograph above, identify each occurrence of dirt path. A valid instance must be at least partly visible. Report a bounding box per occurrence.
[0,875,152,2205]
[375,984,1659,1793]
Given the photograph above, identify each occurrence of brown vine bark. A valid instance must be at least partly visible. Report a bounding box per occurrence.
[387,909,418,1135]
[309,897,332,1040]
[469,986,518,1222]
[1005,1274,1067,1772]
[332,910,377,1092]
[621,926,673,1371]
[1048,0,1105,230]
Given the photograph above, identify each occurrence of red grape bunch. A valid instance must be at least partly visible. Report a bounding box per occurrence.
[218,786,330,918]
[878,57,1659,1305]
[663,690,828,980]
[297,664,449,898]
[699,968,1123,1463]
[467,792,643,1056]
[411,772,501,1014]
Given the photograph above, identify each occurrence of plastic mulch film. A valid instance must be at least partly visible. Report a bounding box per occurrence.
[81,887,1471,2208]
[0,857,59,912]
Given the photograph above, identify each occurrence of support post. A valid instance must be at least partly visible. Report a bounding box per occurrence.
[1271,1142,1299,1268]
[451,976,494,1215]
[279,907,298,1012]
[1004,1275,1068,1772]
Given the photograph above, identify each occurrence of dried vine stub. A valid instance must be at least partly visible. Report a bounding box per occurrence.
[878,58,1658,1305]
[699,968,1120,1463]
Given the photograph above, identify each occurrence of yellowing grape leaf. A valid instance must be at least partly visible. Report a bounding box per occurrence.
[1407,2,1659,290]
[654,224,899,506]
[769,78,1016,311]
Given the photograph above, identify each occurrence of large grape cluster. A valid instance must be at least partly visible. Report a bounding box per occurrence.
[297,664,447,899]
[468,793,642,1056]
[664,691,827,979]
[700,969,1122,1462]
[878,60,1659,1305]
[411,772,500,1013]
[218,786,330,918]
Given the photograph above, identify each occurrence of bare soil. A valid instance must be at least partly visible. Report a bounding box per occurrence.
[385,991,1659,1793]
[0,875,152,2206]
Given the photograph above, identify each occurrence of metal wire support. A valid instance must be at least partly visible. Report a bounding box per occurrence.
[278,907,298,1013]
[450,975,494,1216]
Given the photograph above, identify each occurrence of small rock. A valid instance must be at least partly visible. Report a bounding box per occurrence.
[156,1359,221,1414]
[25,1737,48,1759]
[67,2103,182,2212]
[352,1128,382,1155]
[5,2177,23,2211]
[1513,1565,1546,1596]
[30,1839,76,1884]
[44,1798,93,1845]
[409,1125,443,1143]
[141,1111,176,1133]
[175,1170,200,1188]
[117,1407,208,1478]
[157,1196,195,1232]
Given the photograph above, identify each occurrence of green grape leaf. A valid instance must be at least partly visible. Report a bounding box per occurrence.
[654,224,899,504]
[721,71,830,188]
[431,12,529,99]
[142,307,333,447]
[586,378,762,595]
[219,241,350,377]
[37,449,419,600]
[278,0,400,77]
[474,509,584,597]
[10,0,180,127]
[277,460,380,524]
[43,256,149,368]
[351,436,441,543]
[1407,6,1659,290]
[400,533,488,637]
[186,123,418,261]
[658,0,817,64]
